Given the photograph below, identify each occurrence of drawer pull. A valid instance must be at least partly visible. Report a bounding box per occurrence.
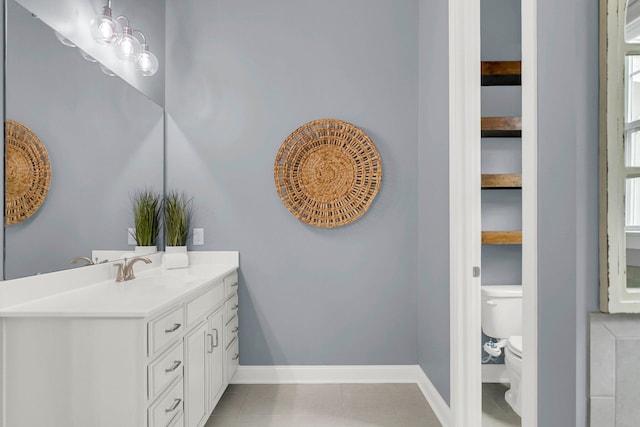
[232,353,239,361]
[232,326,239,333]
[165,360,182,373]
[165,323,181,333]
[165,398,182,413]
[231,282,238,287]
[232,304,239,310]
[207,330,219,354]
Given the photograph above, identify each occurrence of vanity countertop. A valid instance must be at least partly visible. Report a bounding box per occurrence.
[0,263,237,318]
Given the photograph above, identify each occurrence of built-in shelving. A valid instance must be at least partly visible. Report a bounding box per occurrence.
[481,61,522,86]
[481,174,522,189]
[481,116,522,138]
[481,231,522,245]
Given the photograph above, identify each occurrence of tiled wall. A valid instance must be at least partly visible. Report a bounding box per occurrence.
[590,313,640,426]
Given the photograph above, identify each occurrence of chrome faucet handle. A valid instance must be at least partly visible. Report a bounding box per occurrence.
[123,256,152,280]
[71,256,95,266]
[114,262,125,282]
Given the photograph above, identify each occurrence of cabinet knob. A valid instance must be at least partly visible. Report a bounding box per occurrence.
[165,398,182,413]
[232,326,239,333]
[232,353,239,361]
[164,323,181,333]
[164,360,182,373]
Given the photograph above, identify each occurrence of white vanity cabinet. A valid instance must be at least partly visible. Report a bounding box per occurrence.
[183,271,238,427]
[0,259,239,427]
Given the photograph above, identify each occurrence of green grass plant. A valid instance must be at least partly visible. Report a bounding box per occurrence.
[164,191,193,246]
[131,189,162,246]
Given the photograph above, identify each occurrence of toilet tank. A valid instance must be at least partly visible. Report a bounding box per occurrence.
[481,285,523,339]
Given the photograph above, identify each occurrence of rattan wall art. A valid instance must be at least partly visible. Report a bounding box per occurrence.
[5,120,51,226]
[274,118,382,228]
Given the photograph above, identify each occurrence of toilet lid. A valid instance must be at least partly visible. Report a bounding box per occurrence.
[507,336,523,358]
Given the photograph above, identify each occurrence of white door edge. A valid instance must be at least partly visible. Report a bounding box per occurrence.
[449,0,482,426]
[448,0,538,426]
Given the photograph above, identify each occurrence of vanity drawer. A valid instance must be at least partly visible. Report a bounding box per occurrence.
[148,341,184,401]
[148,378,183,427]
[149,306,185,356]
[224,272,238,298]
[167,412,183,427]
[225,315,239,349]
[186,283,224,327]
[226,338,239,382]
[225,294,239,325]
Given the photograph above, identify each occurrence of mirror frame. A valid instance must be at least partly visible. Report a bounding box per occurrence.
[600,0,640,312]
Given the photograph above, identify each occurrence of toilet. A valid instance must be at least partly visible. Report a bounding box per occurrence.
[480,285,523,417]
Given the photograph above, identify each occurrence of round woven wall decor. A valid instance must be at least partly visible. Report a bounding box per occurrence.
[5,120,51,226]
[274,118,382,228]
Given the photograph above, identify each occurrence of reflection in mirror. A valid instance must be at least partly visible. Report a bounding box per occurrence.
[627,0,640,42]
[4,0,164,279]
[625,55,640,287]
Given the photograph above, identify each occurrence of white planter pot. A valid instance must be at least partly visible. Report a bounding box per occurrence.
[162,246,189,269]
[135,245,157,255]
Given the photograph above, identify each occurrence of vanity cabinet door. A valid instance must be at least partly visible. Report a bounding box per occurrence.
[207,308,225,411]
[184,320,208,427]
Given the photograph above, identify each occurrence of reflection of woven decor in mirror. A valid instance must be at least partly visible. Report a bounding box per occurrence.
[5,120,51,225]
[274,118,382,228]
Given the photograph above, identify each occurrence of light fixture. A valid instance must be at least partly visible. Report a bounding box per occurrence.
[86,2,159,77]
[134,31,158,76]
[113,18,141,61]
[79,49,98,63]
[137,44,158,76]
[99,64,116,76]
[90,0,121,45]
[54,31,76,48]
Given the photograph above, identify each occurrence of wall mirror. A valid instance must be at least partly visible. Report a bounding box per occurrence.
[3,0,165,279]
[600,0,640,312]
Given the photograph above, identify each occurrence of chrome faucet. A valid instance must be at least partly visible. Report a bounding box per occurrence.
[71,256,95,266]
[113,257,152,282]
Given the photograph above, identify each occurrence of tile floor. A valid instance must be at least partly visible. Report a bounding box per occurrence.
[482,383,520,427]
[205,383,442,427]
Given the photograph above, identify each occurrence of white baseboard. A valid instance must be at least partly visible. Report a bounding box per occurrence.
[231,365,450,427]
[416,367,451,427]
[232,365,420,384]
[482,364,510,384]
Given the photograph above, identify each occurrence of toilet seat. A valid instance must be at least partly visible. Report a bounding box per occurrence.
[507,335,522,358]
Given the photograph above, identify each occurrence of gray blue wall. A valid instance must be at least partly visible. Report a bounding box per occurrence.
[418,0,451,403]
[538,0,599,424]
[0,0,602,423]
[166,0,420,365]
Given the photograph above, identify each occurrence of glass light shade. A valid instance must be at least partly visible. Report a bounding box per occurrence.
[137,47,158,76]
[54,31,76,47]
[99,64,116,76]
[114,28,141,61]
[79,49,98,63]
[90,14,121,45]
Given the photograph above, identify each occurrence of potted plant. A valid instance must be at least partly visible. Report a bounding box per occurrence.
[131,189,161,254]
[162,191,193,269]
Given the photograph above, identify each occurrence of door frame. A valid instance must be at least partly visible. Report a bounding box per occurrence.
[448,0,538,425]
